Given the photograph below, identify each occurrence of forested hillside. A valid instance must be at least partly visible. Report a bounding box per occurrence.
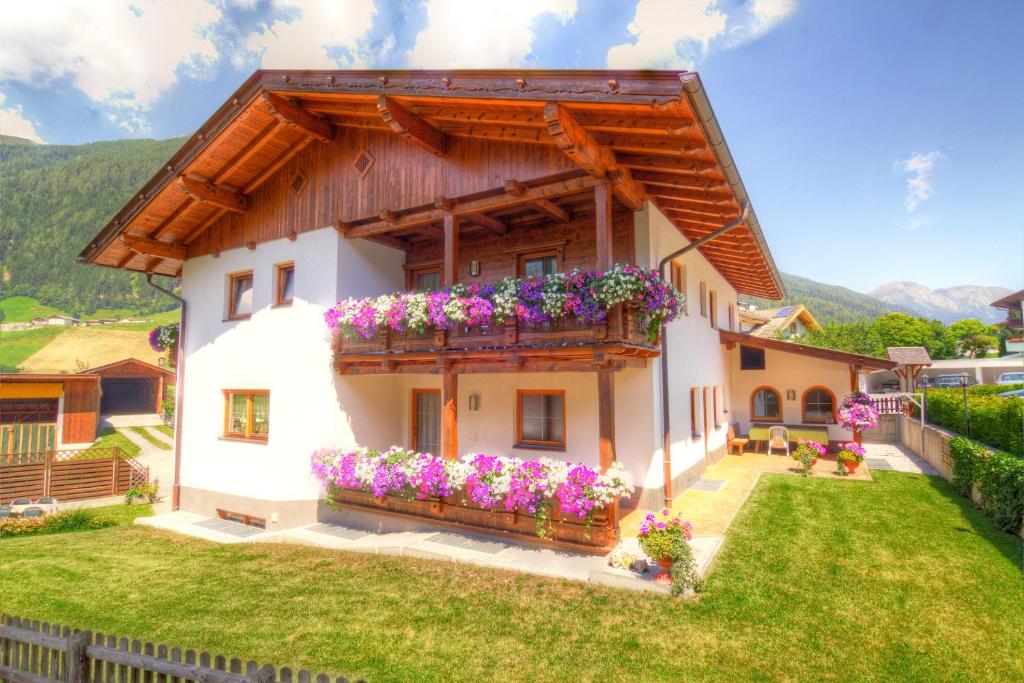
[1,136,184,316]
[740,272,903,324]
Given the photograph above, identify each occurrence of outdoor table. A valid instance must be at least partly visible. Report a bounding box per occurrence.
[748,424,830,451]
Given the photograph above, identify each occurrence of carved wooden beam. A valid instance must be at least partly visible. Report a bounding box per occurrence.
[177,175,247,213]
[148,198,194,240]
[377,96,447,157]
[531,198,569,223]
[262,93,333,143]
[337,221,409,251]
[616,154,719,175]
[465,212,506,235]
[543,103,644,210]
[121,235,187,261]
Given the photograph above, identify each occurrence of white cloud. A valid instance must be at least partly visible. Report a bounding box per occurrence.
[0,92,46,143]
[894,150,943,212]
[0,0,221,134]
[607,0,796,69]
[406,0,577,68]
[900,216,935,231]
[244,0,376,69]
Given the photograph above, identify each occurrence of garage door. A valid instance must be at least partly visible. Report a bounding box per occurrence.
[100,378,155,415]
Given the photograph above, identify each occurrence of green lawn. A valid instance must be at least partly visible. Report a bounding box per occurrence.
[129,426,172,450]
[104,308,180,332]
[78,427,141,459]
[0,326,68,370]
[0,296,62,323]
[153,424,174,439]
[0,472,1021,682]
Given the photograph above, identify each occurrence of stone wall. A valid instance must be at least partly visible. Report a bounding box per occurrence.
[863,414,899,444]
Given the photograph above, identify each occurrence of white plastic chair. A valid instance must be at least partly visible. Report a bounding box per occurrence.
[768,426,789,456]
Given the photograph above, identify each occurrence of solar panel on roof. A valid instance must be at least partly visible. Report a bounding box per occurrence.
[774,307,793,318]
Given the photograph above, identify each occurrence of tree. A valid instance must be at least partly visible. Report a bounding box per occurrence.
[804,321,885,357]
[949,318,998,358]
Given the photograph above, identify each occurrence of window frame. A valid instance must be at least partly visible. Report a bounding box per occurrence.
[801,386,837,424]
[273,261,295,307]
[411,388,441,454]
[225,270,254,321]
[516,249,562,278]
[514,389,566,451]
[670,260,688,315]
[0,398,59,424]
[403,260,443,292]
[222,389,270,443]
[699,281,707,317]
[750,386,783,422]
[690,387,701,438]
[712,386,721,429]
[217,508,266,529]
[727,304,735,331]
[739,345,766,371]
[708,289,717,328]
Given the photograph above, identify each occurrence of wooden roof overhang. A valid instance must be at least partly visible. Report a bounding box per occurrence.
[990,289,1024,309]
[77,357,176,378]
[720,330,898,371]
[78,69,783,299]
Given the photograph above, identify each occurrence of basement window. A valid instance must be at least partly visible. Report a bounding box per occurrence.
[217,509,266,529]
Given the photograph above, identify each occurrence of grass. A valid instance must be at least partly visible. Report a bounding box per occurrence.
[0,326,68,370]
[0,472,1021,682]
[0,296,62,323]
[130,426,172,450]
[104,308,180,332]
[18,327,164,372]
[0,504,152,540]
[77,428,141,459]
[153,424,174,439]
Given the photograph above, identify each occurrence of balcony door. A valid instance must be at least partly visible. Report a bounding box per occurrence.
[412,389,441,455]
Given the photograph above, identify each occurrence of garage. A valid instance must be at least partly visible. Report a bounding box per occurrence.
[79,358,176,417]
[99,377,157,415]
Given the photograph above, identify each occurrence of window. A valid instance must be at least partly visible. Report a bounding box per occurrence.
[708,289,717,328]
[518,251,560,277]
[413,269,441,292]
[217,509,266,529]
[802,387,836,423]
[690,387,701,437]
[699,281,707,317]
[274,262,295,306]
[0,398,58,423]
[223,390,269,442]
[412,389,441,455]
[670,261,688,314]
[516,390,565,449]
[712,386,721,429]
[739,345,766,370]
[227,271,254,320]
[751,387,782,422]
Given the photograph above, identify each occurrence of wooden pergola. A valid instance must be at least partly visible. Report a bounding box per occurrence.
[885,347,933,391]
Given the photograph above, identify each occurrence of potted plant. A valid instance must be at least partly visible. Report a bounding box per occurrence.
[836,442,866,474]
[637,510,702,595]
[792,439,826,476]
[838,392,879,445]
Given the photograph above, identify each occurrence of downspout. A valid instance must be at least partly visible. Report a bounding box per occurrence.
[658,206,749,507]
[146,274,185,511]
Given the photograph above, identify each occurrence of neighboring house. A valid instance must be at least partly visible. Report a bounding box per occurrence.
[885,347,932,391]
[0,374,101,453]
[737,304,821,339]
[990,289,1024,353]
[78,358,175,416]
[42,315,79,327]
[78,68,869,536]
[867,353,1024,389]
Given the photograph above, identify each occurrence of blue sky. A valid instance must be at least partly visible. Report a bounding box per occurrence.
[1,0,1021,294]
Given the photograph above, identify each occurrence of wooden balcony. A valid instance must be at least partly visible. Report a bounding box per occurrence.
[333,303,659,374]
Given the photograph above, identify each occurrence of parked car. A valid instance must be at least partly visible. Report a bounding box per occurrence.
[880,379,900,393]
[997,388,1024,398]
[996,371,1024,385]
[931,374,979,388]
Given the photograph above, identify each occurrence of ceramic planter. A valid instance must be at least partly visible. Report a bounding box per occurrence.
[653,557,673,586]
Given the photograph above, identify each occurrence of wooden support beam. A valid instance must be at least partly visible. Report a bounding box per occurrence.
[148,199,194,240]
[442,373,458,460]
[531,198,569,223]
[176,175,247,213]
[262,92,333,143]
[595,183,614,271]
[617,154,720,175]
[142,256,164,274]
[210,120,280,184]
[596,133,707,156]
[182,208,228,245]
[504,179,527,196]
[377,96,447,157]
[443,214,460,287]
[544,103,644,210]
[121,235,187,261]
[597,369,619,536]
[465,212,506,235]
[242,135,314,194]
[345,174,599,239]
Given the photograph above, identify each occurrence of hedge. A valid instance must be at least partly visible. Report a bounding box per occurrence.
[926,386,1023,456]
[948,436,1024,533]
[0,509,116,539]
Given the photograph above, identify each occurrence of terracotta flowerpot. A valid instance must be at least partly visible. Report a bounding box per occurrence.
[845,460,860,474]
[653,557,673,586]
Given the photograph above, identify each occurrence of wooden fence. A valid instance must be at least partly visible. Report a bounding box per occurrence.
[0,448,148,503]
[869,395,913,416]
[0,617,363,683]
[1,424,56,458]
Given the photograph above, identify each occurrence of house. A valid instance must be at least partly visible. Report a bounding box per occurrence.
[867,354,1024,389]
[991,289,1024,353]
[885,346,932,391]
[77,358,175,416]
[78,69,882,542]
[737,304,821,339]
[0,373,101,453]
[40,315,79,327]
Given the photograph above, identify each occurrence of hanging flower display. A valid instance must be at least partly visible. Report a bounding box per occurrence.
[838,392,879,432]
[324,264,683,342]
[148,323,180,367]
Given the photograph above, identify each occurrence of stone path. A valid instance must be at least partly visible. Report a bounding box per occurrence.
[110,424,175,511]
[863,442,939,475]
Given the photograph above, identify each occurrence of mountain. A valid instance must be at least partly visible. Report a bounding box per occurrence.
[740,273,905,324]
[869,281,1011,324]
[1,136,185,316]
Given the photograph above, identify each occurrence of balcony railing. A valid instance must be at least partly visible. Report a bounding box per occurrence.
[334,302,655,356]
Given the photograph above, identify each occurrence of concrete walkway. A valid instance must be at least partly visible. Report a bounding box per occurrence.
[862,442,939,475]
[103,413,164,429]
[109,423,175,512]
[136,508,722,595]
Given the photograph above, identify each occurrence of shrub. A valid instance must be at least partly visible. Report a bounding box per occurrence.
[638,511,702,595]
[927,388,1023,456]
[0,509,117,539]
[948,436,1024,533]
